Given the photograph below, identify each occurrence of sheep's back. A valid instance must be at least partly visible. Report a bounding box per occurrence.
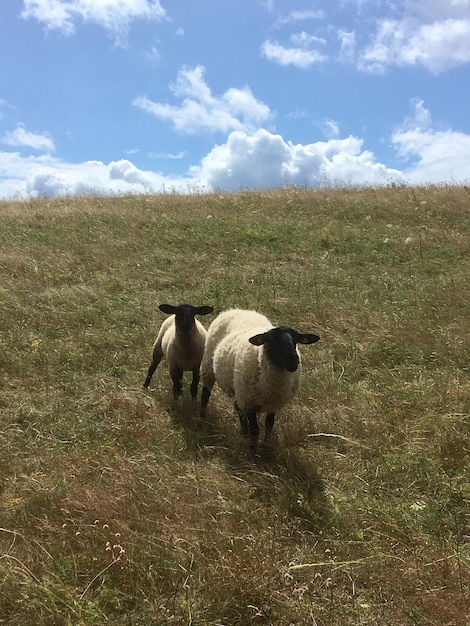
[212,329,260,398]
[206,310,272,345]
[203,309,271,370]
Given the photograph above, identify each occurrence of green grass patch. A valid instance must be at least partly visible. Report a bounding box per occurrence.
[1,186,469,624]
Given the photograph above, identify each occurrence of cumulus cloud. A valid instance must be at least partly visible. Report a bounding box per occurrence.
[260,1,470,73]
[23,158,158,197]
[1,100,469,199]
[21,0,166,44]
[359,4,470,73]
[26,168,72,196]
[191,128,405,190]
[264,1,470,74]
[392,99,470,183]
[0,150,197,198]
[3,124,55,152]
[133,65,272,135]
[261,33,327,68]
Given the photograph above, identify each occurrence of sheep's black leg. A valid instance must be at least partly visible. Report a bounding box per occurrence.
[247,411,260,454]
[240,415,249,436]
[170,369,183,400]
[190,369,200,399]
[236,403,249,437]
[265,412,275,439]
[200,386,211,417]
[143,347,163,388]
[143,362,158,388]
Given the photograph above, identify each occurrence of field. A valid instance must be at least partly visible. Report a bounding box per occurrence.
[0,185,469,625]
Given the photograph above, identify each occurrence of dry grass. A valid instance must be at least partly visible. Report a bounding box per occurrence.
[1,185,469,624]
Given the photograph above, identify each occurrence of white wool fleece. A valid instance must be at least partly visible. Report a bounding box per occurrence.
[201,309,301,414]
[156,315,207,372]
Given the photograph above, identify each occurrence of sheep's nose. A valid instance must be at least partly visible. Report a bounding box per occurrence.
[285,355,299,372]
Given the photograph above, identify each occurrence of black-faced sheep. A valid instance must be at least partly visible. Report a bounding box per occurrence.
[143,303,213,399]
[199,309,320,449]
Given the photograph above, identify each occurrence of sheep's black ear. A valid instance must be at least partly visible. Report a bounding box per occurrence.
[249,333,267,346]
[195,305,214,316]
[159,304,177,315]
[298,333,320,345]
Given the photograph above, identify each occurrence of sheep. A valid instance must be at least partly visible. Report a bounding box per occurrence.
[200,309,320,449]
[143,303,213,399]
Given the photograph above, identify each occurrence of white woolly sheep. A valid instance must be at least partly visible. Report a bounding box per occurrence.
[200,309,320,449]
[143,303,213,399]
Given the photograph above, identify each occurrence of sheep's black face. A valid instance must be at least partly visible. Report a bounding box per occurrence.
[249,326,320,371]
[159,303,214,332]
[254,327,300,372]
[175,305,196,333]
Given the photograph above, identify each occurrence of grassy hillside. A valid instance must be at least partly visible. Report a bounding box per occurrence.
[0,186,469,625]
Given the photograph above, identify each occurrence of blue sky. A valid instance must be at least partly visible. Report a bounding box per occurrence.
[1,0,470,198]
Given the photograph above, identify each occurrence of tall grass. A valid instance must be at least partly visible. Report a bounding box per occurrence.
[1,185,469,624]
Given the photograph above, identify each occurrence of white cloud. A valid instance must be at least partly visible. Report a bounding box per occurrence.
[261,1,470,73]
[291,32,326,48]
[275,9,325,27]
[145,45,161,64]
[0,99,16,120]
[405,0,470,22]
[21,0,166,44]
[261,34,327,69]
[3,124,55,152]
[320,119,341,140]
[191,129,405,189]
[399,98,432,132]
[133,66,272,135]
[1,102,468,199]
[0,151,197,198]
[392,99,470,183]
[108,159,156,186]
[171,65,213,104]
[359,5,470,73]
[337,30,356,64]
[286,108,309,120]
[147,150,186,159]
[21,0,74,34]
